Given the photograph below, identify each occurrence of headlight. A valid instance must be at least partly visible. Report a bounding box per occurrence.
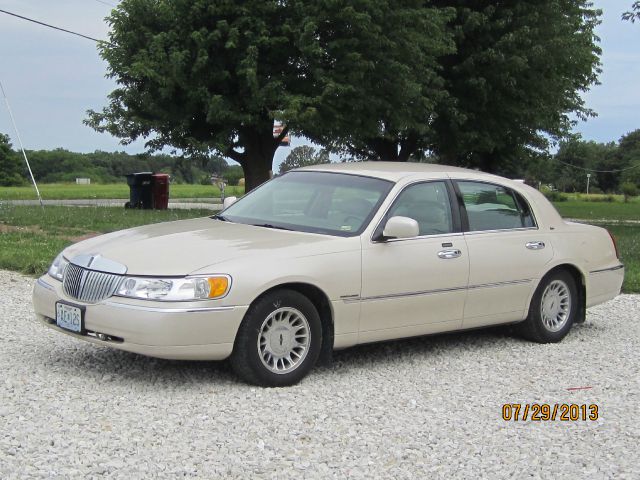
[48,253,69,281]
[115,275,231,301]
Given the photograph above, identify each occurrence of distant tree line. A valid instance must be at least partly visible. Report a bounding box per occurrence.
[282,130,640,195]
[0,133,244,186]
[1,128,639,193]
[522,129,640,194]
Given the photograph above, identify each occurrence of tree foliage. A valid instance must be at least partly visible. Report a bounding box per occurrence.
[618,130,640,187]
[89,0,602,184]
[279,146,330,173]
[0,133,24,186]
[521,130,640,194]
[297,1,453,162]
[429,1,602,175]
[87,0,309,191]
[623,2,640,22]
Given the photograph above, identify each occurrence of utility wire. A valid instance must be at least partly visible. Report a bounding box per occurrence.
[552,157,640,174]
[0,80,44,208]
[94,0,117,7]
[0,8,109,45]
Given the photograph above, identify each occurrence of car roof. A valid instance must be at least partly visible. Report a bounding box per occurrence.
[298,161,503,183]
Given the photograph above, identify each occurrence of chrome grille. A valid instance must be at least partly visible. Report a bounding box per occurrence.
[62,264,123,303]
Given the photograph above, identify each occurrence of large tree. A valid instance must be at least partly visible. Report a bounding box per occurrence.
[296,0,453,162]
[87,0,311,191]
[0,133,24,186]
[429,1,602,175]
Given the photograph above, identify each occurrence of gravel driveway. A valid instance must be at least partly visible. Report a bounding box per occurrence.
[1,270,638,479]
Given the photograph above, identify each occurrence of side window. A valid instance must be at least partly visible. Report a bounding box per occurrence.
[387,182,454,236]
[457,181,535,231]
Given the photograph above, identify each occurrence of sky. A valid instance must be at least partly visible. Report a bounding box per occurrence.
[0,0,639,172]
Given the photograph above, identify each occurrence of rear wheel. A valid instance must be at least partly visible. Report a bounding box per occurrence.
[231,289,322,386]
[519,270,577,343]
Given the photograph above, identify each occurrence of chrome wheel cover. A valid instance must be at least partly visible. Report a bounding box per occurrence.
[257,307,310,374]
[540,279,572,332]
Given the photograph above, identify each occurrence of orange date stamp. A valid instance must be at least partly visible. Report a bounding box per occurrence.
[502,403,599,421]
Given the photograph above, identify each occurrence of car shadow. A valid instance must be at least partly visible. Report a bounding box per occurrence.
[28,321,596,387]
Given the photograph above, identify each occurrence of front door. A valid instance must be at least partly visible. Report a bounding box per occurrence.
[359,181,470,343]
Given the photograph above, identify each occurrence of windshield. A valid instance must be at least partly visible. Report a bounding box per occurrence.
[218,171,394,236]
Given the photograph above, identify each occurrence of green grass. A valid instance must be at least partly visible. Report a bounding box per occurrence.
[0,183,245,200]
[605,225,639,294]
[0,201,638,293]
[552,200,640,222]
[0,232,71,275]
[0,205,212,275]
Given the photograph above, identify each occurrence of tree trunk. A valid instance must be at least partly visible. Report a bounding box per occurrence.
[370,138,400,161]
[398,133,419,162]
[241,154,273,192]
[231,123,284,192]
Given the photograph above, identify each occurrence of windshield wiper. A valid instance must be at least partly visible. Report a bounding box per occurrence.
[212,214,228,222]
[250,223,293,231]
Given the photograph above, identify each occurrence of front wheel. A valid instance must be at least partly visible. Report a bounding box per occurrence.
[231,289,322,386]
[519,270,578,343]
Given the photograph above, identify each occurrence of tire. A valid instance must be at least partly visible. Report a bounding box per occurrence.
[519,270,578,343]
[231,289,322,387]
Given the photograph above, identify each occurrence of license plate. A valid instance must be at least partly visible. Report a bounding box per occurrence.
[55,302,84,333]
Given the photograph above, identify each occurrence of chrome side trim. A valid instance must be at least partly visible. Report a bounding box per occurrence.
[102,301,235,313]
[339,294,360,300]
[468,279,532,290]
[377,232,465,244]
[343,278,533,303]
[36,277,55,291]
[589,264,624,274]
[464,227,539,235]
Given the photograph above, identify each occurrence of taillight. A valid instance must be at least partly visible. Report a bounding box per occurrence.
[607,230,620,259]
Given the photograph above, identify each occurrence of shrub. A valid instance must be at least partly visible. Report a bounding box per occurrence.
[543,190,568,202]
[621,182,639,203]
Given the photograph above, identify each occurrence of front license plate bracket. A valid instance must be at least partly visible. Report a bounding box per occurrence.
[55,301,85,334]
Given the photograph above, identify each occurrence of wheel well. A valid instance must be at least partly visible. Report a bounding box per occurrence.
[253,283,334,365]
[544,264,587,323]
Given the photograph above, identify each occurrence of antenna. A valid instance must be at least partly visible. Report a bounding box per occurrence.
[0,79,44,208]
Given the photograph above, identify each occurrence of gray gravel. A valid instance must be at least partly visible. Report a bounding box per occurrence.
[1,270,638,479]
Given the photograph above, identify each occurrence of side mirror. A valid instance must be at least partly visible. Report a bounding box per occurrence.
[381,216,419,240]
[223,196,237,209]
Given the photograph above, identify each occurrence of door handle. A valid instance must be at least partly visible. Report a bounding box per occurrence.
[438,249,462,259]
[526,241,545,250]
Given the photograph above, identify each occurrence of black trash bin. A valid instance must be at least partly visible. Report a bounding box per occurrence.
[125,172,154,209]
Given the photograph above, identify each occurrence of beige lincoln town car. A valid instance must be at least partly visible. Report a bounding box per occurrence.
[33,162,624,386]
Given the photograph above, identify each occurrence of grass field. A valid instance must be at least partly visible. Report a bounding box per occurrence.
[552,200,640,222]
[607,225,639,293]
[0,206,211,275]
[0,183,245,200]
[0,200,638,292]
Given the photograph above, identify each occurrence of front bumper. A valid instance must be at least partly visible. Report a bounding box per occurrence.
[32,275,248,360]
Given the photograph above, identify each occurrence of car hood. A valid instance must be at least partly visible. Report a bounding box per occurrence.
[62,217,354,276]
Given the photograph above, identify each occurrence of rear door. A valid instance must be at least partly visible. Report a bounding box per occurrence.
[454,180,554,327]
